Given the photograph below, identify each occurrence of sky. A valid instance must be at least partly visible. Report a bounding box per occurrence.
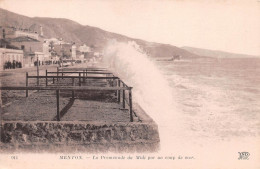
[0,0,260,56]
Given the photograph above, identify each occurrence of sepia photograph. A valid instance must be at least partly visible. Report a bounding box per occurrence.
[0,0,259,168]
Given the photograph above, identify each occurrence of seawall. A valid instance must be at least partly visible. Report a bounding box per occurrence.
[0,103,160,153]
[0,121,159,153]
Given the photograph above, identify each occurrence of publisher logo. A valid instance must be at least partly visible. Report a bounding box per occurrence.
[238,152,250,160]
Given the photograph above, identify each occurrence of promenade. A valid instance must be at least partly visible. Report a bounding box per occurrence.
[1,64,132,122]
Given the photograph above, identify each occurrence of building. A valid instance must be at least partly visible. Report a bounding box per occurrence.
[32,52,45,66]
[15,30,39,40]
[11,40,42,53]
[34,52,45,62]
[42,40,51,59]
[0,48,24,70]
[78,44,91,60]
[1,26,41,40]
[79,44,90,53]
[0,26,16,39]
[71,43,77,59]
[44,38,66,45]
[94,52,100,57]
[54,43,71,59]
[43,38,70,59]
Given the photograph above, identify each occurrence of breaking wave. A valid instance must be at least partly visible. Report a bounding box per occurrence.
[102,40,184,152]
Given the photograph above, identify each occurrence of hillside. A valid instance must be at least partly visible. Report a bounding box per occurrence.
[182,46,259,58]
[0,8,199,58]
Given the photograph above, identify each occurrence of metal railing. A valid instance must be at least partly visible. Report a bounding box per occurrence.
[1,68,134,122]
[27,72,118,87]
[0,86,133,121]
[58,67,108,71]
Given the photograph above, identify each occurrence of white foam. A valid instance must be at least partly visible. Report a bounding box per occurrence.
[102,40,185,152]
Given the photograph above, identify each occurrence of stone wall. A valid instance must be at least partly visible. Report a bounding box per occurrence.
[0,121,160,153]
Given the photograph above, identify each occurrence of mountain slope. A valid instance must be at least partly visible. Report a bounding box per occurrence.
[0,8,199,58]
[182,46,259,58]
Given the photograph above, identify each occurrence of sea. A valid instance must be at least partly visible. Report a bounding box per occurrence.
[157,57,260,141]
[103,41,260,160]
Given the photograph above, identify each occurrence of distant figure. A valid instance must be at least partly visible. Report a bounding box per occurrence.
[12,60,16,69]
[4,62,8,69]
[7,61,11,69]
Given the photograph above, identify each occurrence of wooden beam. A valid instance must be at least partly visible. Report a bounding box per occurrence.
[0,86,131,91]
[118,79,121,103]
[129,89,133,122]
[45,69,48,86]
[47,71,112,74]
[27,76,119,79]
[123,84,125,109]
[26,72,28,97]
[56,90,60,121]
[72,78,75,99]
[79,72,81,86]
[58,68,107,71]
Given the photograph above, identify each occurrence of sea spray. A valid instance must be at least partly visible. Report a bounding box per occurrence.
[103,40,184,152]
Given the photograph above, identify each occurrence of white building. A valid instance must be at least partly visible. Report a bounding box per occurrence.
[34,52,45,62]
[71,44,77,59]
[44,38,59,44]
[42,40,51,59]
[0,48,24,70]
[94,52,100,57]
[79,54,84,61]
[79,44,90,53]
[15,30,39,40]
[44,38,67,45]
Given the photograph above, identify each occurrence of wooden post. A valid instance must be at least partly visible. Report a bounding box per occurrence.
[115,76,117,96]
[62,68,64,79]
[83,70,86,83]
[37,57,39,86]
[0,86,2,141]
[85,69,88,85]
[79,72,81,86]
[56,90,60,121]
[0,86,2,108]
[26,72,28,97]
[123,84,125,109]
[112,75,114,87]
[72,78,75,99]
[0,88,2,137]
[61,58,63,78]
[129,88,133,122]
[57,67,59,82]
[118,80,121,103]
[45,70,48,86]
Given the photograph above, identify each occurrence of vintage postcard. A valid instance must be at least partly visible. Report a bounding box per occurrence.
[0,0,259,168]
